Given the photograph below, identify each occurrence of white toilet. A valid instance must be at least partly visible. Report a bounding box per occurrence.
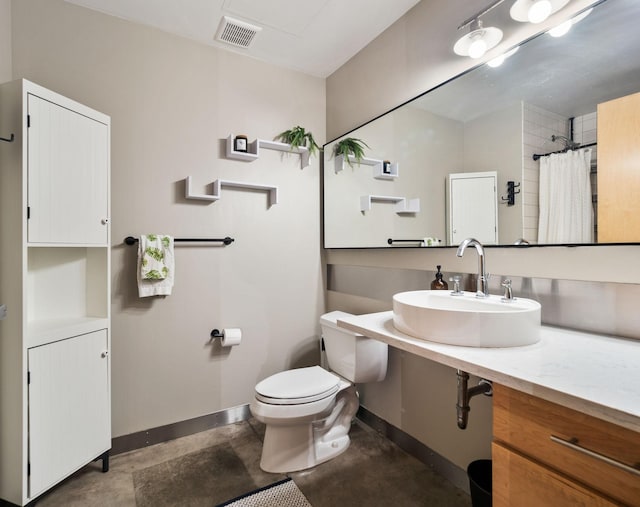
[250,311,388,473]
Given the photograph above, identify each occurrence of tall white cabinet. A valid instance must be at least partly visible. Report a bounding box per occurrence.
[0,79,111,506]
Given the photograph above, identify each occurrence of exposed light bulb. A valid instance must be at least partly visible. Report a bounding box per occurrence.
[468,38,488,59]
[528,0,552,23]
[548,19,572,37]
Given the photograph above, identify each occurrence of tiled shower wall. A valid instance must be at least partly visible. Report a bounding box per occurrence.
[521,106,599,244]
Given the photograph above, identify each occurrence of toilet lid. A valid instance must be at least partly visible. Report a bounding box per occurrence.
[255,366,340,405]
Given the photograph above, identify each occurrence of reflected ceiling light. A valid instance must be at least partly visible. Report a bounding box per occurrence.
[510,0,570,24]
[487,46,519,67]
[548,8,593,37]
[548,19,572,37]
[454,19,503,59]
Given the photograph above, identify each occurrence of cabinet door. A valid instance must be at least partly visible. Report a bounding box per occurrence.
[27,94,109,244]
[28,330,110,499]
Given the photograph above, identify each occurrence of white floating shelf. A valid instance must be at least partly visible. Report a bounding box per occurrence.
[334,154,398,179]
[360,195,420,214]
[185,176,278,207]
[226,135,310,168]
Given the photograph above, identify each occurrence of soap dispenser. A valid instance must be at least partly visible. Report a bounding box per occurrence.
[431,265,449,290]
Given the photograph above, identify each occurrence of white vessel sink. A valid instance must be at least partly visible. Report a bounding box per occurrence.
[393,290,541,347]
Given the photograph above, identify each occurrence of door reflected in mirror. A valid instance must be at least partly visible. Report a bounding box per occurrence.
[323,0,640,248]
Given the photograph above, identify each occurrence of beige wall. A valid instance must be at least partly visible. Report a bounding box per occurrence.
[11,0,325,437]
[326,0,640,470]
[464,103,523,244]
[324,105,461,248]
[0,0,10,83]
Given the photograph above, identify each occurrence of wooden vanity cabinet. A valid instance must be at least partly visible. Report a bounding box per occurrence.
[492,384,640,507]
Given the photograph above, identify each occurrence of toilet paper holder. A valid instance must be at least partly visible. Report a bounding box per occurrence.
[210,328,242,346]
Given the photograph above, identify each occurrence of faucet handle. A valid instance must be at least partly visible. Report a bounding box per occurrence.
[501,279,514,301]
[450,275,463,295]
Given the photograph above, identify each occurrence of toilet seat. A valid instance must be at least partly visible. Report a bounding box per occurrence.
[255,366,340,405]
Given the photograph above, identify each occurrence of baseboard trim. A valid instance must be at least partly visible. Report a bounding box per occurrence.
[111,404,252,455]
[357,406,470,494]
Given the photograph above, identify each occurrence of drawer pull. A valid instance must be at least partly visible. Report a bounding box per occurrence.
[550,435,640,477]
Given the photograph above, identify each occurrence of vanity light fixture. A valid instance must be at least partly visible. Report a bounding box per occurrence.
[548,8,593,37]
[454,0,571,59]
[454,18,503,59]
[510,0,570,24]
[453,0,510,60]
[487,46,519,67]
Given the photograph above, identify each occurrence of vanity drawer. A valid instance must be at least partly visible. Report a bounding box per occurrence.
[492,442,618,507]
[493,384,640,507]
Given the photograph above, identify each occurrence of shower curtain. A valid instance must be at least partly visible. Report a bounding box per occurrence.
[538,148,593,244]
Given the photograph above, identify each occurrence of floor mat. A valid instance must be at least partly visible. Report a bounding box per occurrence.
[217,478,312,507]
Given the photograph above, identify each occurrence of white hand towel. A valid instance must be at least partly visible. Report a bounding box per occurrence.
[137,234,175,297]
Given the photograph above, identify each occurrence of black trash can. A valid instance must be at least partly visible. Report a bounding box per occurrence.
[467,459,492,507]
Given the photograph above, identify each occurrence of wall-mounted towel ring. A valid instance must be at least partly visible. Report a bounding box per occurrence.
[0,133,14,143]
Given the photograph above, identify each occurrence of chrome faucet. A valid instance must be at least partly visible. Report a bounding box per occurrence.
[456,238,489,298]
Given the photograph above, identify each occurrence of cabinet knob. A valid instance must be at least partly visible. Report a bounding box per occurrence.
[101,350,109,358]
[102,218,110,225]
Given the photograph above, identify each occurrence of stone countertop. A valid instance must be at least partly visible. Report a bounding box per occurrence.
[337,311,640,433]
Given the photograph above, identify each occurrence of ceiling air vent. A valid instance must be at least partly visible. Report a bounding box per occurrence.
[215,16,262,49]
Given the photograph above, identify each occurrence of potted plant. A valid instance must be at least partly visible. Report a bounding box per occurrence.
[333,137,370,168]
[275,126,320,157]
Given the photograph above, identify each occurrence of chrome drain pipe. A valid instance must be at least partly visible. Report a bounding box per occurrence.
[456,370,493,429]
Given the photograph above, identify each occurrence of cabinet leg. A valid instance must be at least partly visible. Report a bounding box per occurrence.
[94,450,110,473]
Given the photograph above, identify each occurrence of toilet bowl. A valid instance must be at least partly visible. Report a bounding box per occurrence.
[250,311,388,473]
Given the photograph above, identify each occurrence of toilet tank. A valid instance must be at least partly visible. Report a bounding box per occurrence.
[320,311,388,383]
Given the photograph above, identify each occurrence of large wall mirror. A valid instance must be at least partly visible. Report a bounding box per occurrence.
[323,0,640,249]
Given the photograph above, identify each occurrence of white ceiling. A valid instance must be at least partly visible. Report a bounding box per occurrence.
[64,0,421,77]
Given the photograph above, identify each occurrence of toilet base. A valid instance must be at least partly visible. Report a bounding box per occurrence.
[257,386,358,473]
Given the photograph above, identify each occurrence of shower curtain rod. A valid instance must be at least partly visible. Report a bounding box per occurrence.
[532,142,597,161]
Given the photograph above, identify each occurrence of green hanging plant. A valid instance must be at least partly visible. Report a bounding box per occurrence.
[275,126,320,157]
[333,137,370,168]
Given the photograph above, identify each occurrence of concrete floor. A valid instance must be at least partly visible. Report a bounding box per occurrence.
[32,419,471,506]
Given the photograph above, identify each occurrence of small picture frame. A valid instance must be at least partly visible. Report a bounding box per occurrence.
[234,135,248,152]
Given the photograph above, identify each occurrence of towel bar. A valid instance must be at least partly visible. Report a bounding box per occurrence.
[388,239,425,245]
[124,236,234,246]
